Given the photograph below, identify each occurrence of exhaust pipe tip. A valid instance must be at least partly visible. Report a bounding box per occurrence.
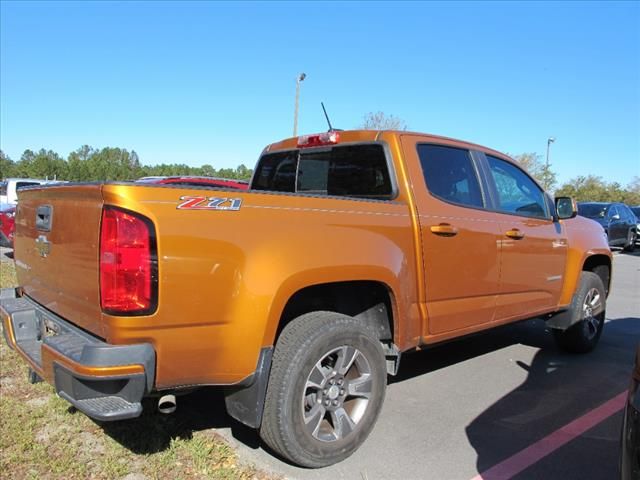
[158,394,177,414]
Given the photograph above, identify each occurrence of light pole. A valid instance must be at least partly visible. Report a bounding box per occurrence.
[293,73,306,137]
[545,136,555,189]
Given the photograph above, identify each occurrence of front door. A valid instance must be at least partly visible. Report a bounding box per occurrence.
[482,154,568,320]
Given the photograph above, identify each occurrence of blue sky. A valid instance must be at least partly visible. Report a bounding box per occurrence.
[1,1,639,186]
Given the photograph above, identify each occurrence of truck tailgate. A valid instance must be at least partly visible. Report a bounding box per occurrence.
[14,185,105,338]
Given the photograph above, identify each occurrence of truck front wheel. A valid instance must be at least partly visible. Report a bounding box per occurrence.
[260,311,387,468]
[553,272,606,353]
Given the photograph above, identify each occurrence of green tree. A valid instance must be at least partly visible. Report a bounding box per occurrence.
[234,164,252,180]
[0,150,16,178]
[511,152,557,191]
[556,175,619,202]
[3,144,254,184]
[14,149,67,179]
[67,145,96,181]
[622,176,640,205]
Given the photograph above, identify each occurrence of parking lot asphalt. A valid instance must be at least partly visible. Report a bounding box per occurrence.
[212,250,639,480]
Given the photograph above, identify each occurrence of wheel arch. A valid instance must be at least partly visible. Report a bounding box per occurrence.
[270,280,398,347]
[582,254,612,296]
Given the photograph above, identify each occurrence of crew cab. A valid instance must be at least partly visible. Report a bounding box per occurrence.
[0,130,612,468]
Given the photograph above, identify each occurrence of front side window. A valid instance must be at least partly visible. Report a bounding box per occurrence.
[252,144,393,200]
[0,182,7,196]
[417,144,483,208]
[486,155,549,219]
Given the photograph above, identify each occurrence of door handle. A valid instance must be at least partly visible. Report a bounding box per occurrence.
[505,229,525,240]
[430,224,458,236]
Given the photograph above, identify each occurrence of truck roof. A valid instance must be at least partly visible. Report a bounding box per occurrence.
[264,129,513,162]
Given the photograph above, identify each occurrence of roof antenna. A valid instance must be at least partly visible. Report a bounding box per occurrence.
[321,102,342,132]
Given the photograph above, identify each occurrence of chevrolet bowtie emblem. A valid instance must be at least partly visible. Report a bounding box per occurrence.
[35,235,51,257]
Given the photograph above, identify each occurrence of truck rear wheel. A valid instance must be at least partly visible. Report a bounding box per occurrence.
[553,272,606,353]
[260,311,387,468]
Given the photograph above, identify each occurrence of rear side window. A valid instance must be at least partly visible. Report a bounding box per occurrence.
[0,182,6,196]
[417,144,483,208]
[486,155,549,219]
[252,144,393,200]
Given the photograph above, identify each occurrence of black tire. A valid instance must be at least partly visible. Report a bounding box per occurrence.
[553,272,606,353]
[623,229,636,252]
[260,311,387,468]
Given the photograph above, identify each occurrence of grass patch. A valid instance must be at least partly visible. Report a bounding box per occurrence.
[0,260,17,289]
[0,260,277,480]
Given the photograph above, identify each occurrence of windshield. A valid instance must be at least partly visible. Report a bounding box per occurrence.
[578,203,609,219]
[631,207,640,218]
[251,144,393,200]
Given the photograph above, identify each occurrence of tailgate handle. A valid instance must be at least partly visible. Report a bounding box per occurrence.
[36,205,53,231]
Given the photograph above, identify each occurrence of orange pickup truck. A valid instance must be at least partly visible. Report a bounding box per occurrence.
[1,130,612,467]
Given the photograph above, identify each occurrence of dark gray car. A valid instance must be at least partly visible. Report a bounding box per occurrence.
[577,202,637,251]
[630,206,640,243]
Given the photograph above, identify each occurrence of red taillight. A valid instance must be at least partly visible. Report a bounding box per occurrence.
[297,131,340,148]
[100,207,157,315]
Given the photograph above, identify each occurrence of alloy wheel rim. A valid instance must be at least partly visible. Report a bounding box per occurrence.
[582,287,603,340]
[302,345,373,442]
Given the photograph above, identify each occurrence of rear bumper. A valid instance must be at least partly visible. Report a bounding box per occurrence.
[0,288,155,421]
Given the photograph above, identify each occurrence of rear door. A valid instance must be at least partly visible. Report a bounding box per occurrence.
[401,136,502,336]
[481,154,567,320]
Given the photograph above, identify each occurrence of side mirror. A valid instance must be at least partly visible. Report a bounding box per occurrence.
[556,197,577,220]
[611,213,621,221]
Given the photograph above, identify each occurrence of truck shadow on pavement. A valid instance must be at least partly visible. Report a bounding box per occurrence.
[390,317,554,385]
[98,318,557,457]
[95,316,638,472]
[465,316,639,479]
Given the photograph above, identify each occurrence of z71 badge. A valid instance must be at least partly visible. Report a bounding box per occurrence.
[177,196,242,211]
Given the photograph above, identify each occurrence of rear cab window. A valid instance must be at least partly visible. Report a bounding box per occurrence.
[251,144,394,200]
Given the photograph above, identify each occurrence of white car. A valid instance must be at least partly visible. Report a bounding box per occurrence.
[0,178,53,206]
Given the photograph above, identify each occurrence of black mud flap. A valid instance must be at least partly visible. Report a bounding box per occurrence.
[223,347,272,429]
